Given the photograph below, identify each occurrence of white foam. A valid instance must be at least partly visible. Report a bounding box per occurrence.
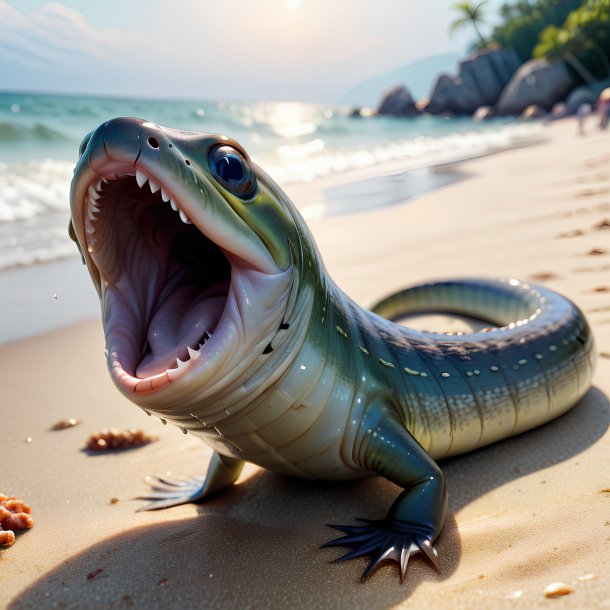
[0,158,75,270]
[0,158,72,222]
[0,122,544,272]
[259,122,544,185]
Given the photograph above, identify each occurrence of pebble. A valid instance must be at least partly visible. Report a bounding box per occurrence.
[51,418,81,431]
[543,582,574,598]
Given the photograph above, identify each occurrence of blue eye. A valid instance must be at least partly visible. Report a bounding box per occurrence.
[209,145,256,199]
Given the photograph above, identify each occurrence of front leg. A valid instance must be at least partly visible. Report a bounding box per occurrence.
[323,406,447,582]
[137,452,244,511]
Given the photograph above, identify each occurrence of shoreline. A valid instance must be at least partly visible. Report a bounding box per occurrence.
[0,122,545,345]
[2,117,609,608]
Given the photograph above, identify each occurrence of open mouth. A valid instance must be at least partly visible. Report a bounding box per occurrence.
[83,168,233,393]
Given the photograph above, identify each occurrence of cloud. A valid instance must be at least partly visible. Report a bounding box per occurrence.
[0,0,486,102]
[0,1,164,95]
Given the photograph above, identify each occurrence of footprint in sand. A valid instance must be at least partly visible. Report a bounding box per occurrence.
[529,272,559,282]
[555,229,584,239]
[594,219,610,231]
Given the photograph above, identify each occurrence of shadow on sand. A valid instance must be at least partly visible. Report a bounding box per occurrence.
[11,387,608,609]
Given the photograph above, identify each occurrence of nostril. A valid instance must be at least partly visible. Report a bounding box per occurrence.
[148,136,160,149]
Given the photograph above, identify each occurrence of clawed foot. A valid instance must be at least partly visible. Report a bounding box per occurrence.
[135,474,206,511]
[322,519,440,582]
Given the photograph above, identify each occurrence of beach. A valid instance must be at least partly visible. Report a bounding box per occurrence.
[1,117,609,608]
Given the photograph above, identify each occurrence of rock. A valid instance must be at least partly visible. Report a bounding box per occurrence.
[550,102,568,119]
[376,85,420,117]
[520,105,546,120]
[565,86,597,114]
[496,59,575,115]
[348,106,374,118]
[423,48,521,116]
[473,105,494,121]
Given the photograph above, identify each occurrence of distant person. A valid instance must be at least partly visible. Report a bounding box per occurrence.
[576,103,592,136]
[598,88,610,130]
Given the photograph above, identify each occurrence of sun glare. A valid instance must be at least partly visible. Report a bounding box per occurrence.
[286,0,303,11]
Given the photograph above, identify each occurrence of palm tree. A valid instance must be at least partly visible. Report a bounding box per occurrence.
[449,1,488,45]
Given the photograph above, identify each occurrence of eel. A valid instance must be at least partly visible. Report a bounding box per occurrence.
[69,117,596,582]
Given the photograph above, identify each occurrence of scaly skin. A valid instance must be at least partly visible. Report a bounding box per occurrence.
[69,118,596,582]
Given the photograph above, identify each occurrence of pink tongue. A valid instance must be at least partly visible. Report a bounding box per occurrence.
[135,285,225,379]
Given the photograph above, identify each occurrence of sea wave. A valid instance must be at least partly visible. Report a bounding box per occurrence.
[0,120,544,271]
[0,121,69,144]
[0,90,547,272]
[0,158,74,270]
[0,158,72,222]
[258,121,544,184]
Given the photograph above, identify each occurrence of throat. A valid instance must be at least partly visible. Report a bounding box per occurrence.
[92,175,232,380]
[135,281,228,378]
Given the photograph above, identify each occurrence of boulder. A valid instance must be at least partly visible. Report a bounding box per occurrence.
[376,85,420,117]
[496,59,575,115]
[550,102,569,119]
[520,105,546,120]
[423,48,521,115]
[564,86,597,114]
[473,105,494,121]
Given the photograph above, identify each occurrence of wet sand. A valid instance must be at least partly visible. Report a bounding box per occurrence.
[1,118,609,609]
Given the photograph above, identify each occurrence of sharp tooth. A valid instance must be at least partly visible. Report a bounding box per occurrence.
[94,178,104,192]
[161,188,170,202]
[176,357,187,369]
[203,331,210,341]
[88,185,100,201]
[179,210,192,224]
[102,178,109,184]
[149,179,160,194]
[187,346,199,359]
[198,343,203,349]
[135,169,148,188]
[170,198,178,212]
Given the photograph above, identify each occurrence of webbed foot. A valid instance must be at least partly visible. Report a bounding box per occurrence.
[323,518,440,581]
[135,452,244,512]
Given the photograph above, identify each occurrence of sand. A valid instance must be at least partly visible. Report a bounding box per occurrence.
[1,118,609,609]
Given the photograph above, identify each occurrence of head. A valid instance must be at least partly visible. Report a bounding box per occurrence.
[70,117,312,412]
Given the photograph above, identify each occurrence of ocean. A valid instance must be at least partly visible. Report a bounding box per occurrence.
[0,90,545,271]
[0,90,543,342]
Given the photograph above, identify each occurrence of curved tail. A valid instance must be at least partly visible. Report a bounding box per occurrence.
[372,278,552,328]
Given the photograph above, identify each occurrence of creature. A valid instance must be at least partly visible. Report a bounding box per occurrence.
[69,118,596,582]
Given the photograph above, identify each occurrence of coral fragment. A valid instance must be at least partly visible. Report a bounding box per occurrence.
[85,428,156,451]
[0,493,33,548]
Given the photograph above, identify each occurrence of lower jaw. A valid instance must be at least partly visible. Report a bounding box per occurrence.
[100,266,232,394]
[106,317,227,395]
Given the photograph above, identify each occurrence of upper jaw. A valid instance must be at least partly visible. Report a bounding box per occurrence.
[71,117,279,278]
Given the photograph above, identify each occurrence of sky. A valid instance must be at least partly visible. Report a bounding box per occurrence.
[1,0,505,102]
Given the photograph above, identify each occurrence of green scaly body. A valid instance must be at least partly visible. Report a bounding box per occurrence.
[69,118,596,581]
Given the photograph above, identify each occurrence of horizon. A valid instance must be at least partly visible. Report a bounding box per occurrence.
[1,0,504,104]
